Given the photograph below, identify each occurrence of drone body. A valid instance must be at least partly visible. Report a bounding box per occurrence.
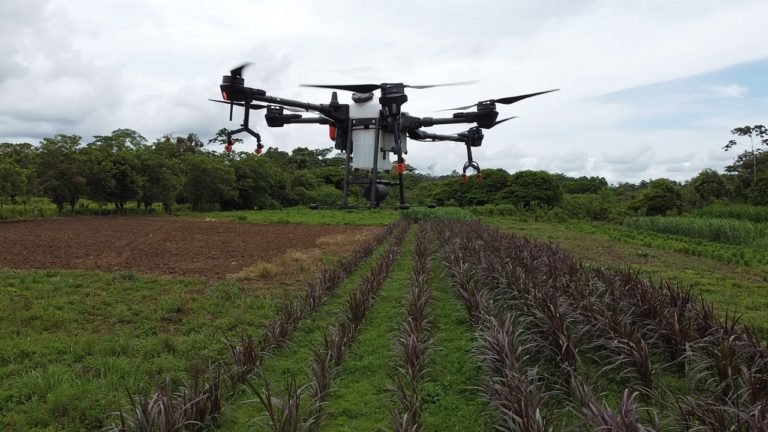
[345,93,407,172]
[212,64,558,209]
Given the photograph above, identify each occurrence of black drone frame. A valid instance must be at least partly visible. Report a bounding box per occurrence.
[214,64,557,209]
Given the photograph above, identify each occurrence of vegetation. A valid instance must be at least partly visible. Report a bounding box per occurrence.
[2,124,768,223]
[2,122,768,429]
[624,216,768,246]
[434,219,768,430]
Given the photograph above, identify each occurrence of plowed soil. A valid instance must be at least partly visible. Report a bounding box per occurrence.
[0,217,376,279]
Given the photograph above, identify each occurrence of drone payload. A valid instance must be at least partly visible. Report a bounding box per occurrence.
[346,92,406,172]
[211,63,558,209]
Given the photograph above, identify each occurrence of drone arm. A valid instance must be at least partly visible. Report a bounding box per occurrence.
[243,89,350,124]
[418,116,477,128]
[407,129,465,142]
[282,116,332,125]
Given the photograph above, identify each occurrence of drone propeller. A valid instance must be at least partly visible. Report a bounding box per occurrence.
[439,89,559,111]
[490,115,517,128]
[210,99,267,110]
[300,80,477,93]
[209,99,306,113]
[230,62,251,78]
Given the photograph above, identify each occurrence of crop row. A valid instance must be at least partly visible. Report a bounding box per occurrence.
[108,221,403,431]
[389,224,432,431]
[624,216,768,247]
[432,220,768,430]
[570,221,768,268]
[249,219,410,430]
[692,204,768,224]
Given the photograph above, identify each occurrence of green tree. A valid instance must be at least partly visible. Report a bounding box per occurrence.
[0,161,27,216]
[83,130,144,212]
[182,154,237,210]
[135,148,182,213]
[631,178,683,216]
[688,168,729,206]
[557,174,608,194]
[37,134,86,213]
[154,133,206,159]
[724,150,768,201]
[723,125,768,183]
[502,170,562,208]
[748,173,768,206]
[91,128,148,151]
[231,154,285,209]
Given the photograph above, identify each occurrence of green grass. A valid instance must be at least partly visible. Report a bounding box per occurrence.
[482,217,768,338]
[217,232,401,430]
[692,203,768,223]
[318,230,416,431]
[0,270,280,431]
[570,220,768,268]
[421,250,487,431]
[624,216,768,246]
[178,208,400,226]
[0,198,166,220]
[402,206,476,223]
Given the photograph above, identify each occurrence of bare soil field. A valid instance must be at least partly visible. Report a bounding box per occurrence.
[0,217,375,279]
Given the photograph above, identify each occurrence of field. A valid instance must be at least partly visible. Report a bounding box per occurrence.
[1,210,767,431]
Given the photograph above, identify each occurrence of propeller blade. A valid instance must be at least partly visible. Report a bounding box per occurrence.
[301,80,477,93]
[230,62,251,78]
[438,103,478,112]
[438,89,559,111]
[495,89,559,105]
[300,83,381,93]
[209,99,267,110]
[489,116,517,128]
[406,80,478,89]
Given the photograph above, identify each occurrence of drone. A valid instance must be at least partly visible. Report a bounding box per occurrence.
[211,63,558,209]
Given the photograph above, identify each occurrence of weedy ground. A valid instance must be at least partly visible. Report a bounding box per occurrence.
[1,208,766,431]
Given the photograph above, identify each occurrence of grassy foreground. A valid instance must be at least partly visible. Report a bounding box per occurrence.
[0,270,279,430]
[2,210,767,430]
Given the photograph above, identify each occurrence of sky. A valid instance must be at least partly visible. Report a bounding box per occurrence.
[1,0,767,183]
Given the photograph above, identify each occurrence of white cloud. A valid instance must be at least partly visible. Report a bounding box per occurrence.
[704,84,748,99]
[1,0,767,184]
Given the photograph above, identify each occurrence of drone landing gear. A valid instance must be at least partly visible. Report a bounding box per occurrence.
[461,143,483,184]
[224,97,264,154]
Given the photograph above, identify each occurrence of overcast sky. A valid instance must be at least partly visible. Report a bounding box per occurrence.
[1,0,767,183]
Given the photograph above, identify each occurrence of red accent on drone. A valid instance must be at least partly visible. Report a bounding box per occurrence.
[255,143,264,156]
[224,144,233,153]
[222,90,229,101]
[475,174,483,184]
[329,125,336,141]
[394,162,406,174]
[461,174,468,184]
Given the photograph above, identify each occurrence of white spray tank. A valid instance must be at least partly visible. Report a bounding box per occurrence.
[348,92,407,172]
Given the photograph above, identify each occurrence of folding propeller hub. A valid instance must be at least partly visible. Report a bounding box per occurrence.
[222,75,244,87]
[477,100,497,112]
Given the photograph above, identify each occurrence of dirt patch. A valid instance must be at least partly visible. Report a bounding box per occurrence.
[0,217,379,280]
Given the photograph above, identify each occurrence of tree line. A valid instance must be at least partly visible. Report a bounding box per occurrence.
[0,125,766,219]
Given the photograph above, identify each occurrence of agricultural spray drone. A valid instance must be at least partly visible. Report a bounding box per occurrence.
[211,63,558,209]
